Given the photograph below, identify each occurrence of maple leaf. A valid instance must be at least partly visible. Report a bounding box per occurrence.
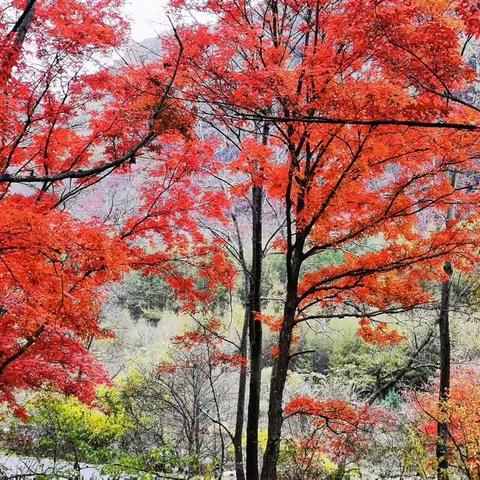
[356,318,405,347]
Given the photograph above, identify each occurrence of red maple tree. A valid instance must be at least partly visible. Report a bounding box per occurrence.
[0,0,234,412]
[164,0,480,477]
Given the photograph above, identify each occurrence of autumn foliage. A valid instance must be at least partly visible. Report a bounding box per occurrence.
[161,0,480,475]
[0,195,129,413]
[3,0,480,478]
[356,318,405,347]
[159,321,247,374]
[284,395,388,464]
[409,365,480,479]
[0,0,234,412]
[164,0,480,330]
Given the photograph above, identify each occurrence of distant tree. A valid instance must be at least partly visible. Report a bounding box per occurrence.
[113,321,245,477]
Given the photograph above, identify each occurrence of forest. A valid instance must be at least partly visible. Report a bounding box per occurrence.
[2,0,480,479]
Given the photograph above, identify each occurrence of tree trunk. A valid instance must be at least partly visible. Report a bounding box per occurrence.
[11,0,36,47]
[1,1,36,88]
[245,124,268,480]
[436,173,456,480]
[233,297,249,480]
[230,211,250,480]
[246,182,263,480]
[260,139,304,480]
[260,301,296,480]
[260,244,300,480]
[436,261,453,480]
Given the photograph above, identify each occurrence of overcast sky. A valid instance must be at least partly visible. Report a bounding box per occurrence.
[122,0,170,41]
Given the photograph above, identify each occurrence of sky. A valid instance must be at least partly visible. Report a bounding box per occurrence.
[122,0,170,41]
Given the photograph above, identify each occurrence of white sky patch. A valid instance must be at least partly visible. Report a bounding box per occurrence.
[122,0,170,41]
[122,0,215,41]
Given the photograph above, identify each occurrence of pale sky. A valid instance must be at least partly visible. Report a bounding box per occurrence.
[122,0,170,41]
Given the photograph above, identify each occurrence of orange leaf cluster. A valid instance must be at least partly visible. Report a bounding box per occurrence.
[0,0,237,414]
[254,313,284,332]
[285,395,389,461]
[356,318,405,346]
[166,321,246,371]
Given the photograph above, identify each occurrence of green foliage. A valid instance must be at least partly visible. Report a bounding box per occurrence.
[101,446,200,478]
[4,386,197,477]
[301,249,345,276]
[22,391,131,463]
[382,390,403,409]
[264,254,287,286]
[293,328,333,373]
[398,427,431,478]
[297,323,436,401]
[120,271,230,324]
[329,332,408,396]
[119,272,178,323]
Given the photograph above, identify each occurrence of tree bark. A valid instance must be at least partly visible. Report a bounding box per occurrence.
[11,0,37,47]
[245,182,263,480]
[245,124,268,480]
[260,242,301,480]
[436,173,456,480]
[1,0,36,86]
[260,137,305,480]
[436,261,453,480]
[228,209,250,480]
[260,297,297,479]
[233,289,249,480]
[260,311,294,480]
